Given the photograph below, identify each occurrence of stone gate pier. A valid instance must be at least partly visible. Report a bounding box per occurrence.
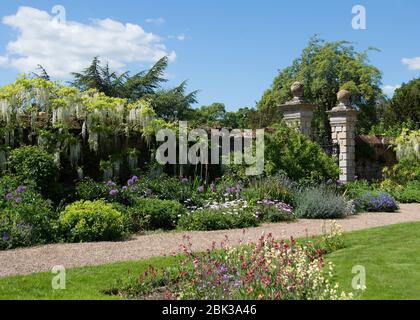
[328,90,357,183]
[279,82,316,138]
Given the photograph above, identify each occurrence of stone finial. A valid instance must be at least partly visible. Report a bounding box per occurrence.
[331,89,353,111]
[337,89,350,105]
[291,81,304,98]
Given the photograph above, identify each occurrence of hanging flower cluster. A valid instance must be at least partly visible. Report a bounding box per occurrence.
[0,75,173,179]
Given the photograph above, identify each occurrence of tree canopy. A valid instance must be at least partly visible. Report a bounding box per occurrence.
[70,56,197,120]
[390,78,420,127]
[257,36,383,139]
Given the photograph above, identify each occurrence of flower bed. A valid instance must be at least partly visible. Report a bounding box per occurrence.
[354,192,399,212]
[109,232,352,300]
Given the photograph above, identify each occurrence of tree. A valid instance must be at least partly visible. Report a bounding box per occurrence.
[145,81,197,121]
[70,56,197,119]
[32,65,50,81]
[264,122,340,181]
[257,36,383,140]
[189,103,227,127]
[390,78,420,127]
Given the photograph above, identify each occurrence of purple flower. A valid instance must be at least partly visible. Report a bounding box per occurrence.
[197,186,204,193]
[16,186,26,194]
[15,197,22,204]
[5,193,13,201]
[181,177,189,184]
[109,189,119,196]
[2,233,9,241]
[122,186,128,191]
[106,181,116,187]
[127,178,134,186]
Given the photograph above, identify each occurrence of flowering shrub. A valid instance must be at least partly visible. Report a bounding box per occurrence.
[76,178,109,200]
[127,198,186,231]
[255,199,295,222]
[0,177,56,250]
[59,200,125,242]
[178,199,258,231]
[112,233,352,300]
[8,146,59,195]
[321,221,345,252]
[295,187,354,219]
[354,192,399,212]
[76,176,152,205]
[242,175,296,205]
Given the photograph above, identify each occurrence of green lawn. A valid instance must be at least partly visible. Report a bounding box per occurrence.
[0,222,419,300]
[326,222,420,300]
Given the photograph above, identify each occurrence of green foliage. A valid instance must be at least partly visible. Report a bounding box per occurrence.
[369,119,418,137]
[255,201,295,222]
[75,178,109,201]
[59,200,125,242]
[321,221,345,252]
[242,175,297,205]
[396,181,420,203]
[295,187,353,219]
[177,209,258,231]
[390,78,420,127]
[344,180,376,199]
[383,130,420,185]
[265,122,340,181]
[137,174,206,206]
[8,146,59,195]
[146,81,197,120]
[353,192,398,212]
[381,179,420,203]
[257,36,382,135]
[189,103,227,127]
[0,175,56,249]
[70,56,197,119]
[127,198,186,231]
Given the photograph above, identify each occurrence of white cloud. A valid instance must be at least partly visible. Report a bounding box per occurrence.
[168,33,191,41]
[402,57,420,70]
[145,17,165,25]
[383,84,401,96]
[177,33,187,41]
[1,7,175,78]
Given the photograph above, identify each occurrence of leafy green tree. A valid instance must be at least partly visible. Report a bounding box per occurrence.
[390,78,420,127]
[264,122,340,181]
[146,81,197,121]
[224,107,260,129]
[189,103,227,127]
[70,56,197,120]
[257,36,383,140]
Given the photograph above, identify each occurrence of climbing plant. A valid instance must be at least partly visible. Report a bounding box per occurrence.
[0,75,174,181]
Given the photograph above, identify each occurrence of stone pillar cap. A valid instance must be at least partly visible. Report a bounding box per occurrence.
[280,81,316,109]
[291,81,304,99]
[330,89,355,111]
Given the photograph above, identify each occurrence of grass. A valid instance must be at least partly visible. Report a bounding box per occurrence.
[326,222,420,300]
[0,222,419,300]
[0,256,180,300]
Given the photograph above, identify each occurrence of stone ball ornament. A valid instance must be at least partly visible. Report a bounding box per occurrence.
[337,89,351,105]
[291,81,304,98]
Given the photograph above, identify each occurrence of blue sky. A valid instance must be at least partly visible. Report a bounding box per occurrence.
[0,0,419,110]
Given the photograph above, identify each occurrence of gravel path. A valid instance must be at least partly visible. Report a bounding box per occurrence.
[1,203,419,278]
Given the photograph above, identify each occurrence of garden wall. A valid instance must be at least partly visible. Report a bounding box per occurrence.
[355,135,397,181]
